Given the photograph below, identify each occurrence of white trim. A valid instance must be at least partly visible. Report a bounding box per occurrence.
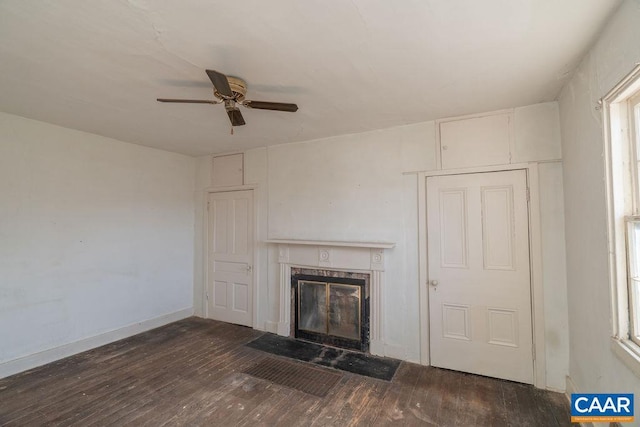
[436,107,514,124]
[423,162,534,177]
[264,321,279,334]
[417,164,546,389]
[417,171,430,365]
[0,308,193,379]
[383,343,408,360]
[203,190,210,319]
[611,338,640,378]
[565,374,578,397]
[211,149,246,157]
[204,184,257,193]
[565,376,594,427]
[402,159,562,176]
[602,64,640,375]
[265,239,395,249]
[603,87,632,341]
[370,269,384,355]
[527,164,547,388]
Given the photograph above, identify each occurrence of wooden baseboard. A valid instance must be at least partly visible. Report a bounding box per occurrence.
[264,321,279,334]
[565,376,598,427]
[0,308,193,379]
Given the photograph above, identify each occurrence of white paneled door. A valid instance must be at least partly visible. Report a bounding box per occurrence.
[207,190,254,327]
[427,170,533,384]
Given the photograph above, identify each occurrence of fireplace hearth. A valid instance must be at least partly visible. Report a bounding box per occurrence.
[291,268,370,352]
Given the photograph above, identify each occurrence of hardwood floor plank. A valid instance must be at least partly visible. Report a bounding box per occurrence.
[0,318,574,426]
[0,323,202,418]
[451,371,481,426]
[237,386,297,426]
[404,365,447,426]
[8,332,212,425]
[371,361,425,425]
[346,379,389,426]
[308,375,366,426]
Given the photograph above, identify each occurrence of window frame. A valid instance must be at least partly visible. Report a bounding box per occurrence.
[603,64,640,376]
[625,216,640,346]
[627,93,640,347]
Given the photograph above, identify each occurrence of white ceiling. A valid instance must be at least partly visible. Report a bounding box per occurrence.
[0,1,621,156]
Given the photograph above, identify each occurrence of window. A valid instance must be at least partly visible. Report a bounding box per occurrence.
[626,92,640,347]
[603,65,640,371]
[627,216,640,345]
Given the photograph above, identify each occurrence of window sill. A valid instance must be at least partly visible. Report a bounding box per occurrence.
[611,337,640,379]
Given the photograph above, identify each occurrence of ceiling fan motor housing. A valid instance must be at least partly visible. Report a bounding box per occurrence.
[216,76,247,102]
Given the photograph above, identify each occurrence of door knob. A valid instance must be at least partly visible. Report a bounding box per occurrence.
[430,280,439,286]
[246,265,253,273]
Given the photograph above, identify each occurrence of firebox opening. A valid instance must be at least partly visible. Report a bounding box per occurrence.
[291,271,369,352]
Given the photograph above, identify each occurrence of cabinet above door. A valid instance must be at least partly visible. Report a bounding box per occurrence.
[438,112,512,170]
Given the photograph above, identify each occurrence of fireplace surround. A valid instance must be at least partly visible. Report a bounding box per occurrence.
[267,239,394,356]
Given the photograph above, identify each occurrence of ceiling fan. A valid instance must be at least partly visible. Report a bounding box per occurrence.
[157,69,298,127]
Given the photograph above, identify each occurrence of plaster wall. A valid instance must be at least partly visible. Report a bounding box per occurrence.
[265,122,433,360]
[196,101,569,389]
[558,0,640,405]
[0,112,196,375]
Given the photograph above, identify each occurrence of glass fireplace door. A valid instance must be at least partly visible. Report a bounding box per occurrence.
[298,281,327,334]
[298,280,361,341]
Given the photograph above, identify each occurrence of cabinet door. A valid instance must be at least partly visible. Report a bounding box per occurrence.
[439,113,511,169]
[212,153,244,187]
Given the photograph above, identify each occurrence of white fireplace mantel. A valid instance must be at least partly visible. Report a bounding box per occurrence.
[267,239,395,357]
[265,239,395,249]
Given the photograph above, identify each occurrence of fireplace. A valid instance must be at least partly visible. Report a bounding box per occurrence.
[267,239,394,357]
[291,269,370,352]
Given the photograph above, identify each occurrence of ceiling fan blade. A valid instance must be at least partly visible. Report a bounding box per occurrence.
[244,100,298,112]
[157,98,218,104]
[206,69,233,98]
[227,108,246,126]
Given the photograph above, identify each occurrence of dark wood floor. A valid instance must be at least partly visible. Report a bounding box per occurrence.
[0,318,574,426]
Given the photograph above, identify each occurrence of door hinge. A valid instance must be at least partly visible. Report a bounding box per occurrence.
[207,201,210,211]
[526,187,530,202]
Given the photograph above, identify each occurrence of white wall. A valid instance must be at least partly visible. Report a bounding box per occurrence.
[0,112,196,376]
[265,122,434,360]
[517,103,569,388]
[196,101,569,389]
[558,0,640,404]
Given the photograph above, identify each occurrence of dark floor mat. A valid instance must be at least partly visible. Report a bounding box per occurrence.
[242,357,343,397]
[246,334,401,381]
